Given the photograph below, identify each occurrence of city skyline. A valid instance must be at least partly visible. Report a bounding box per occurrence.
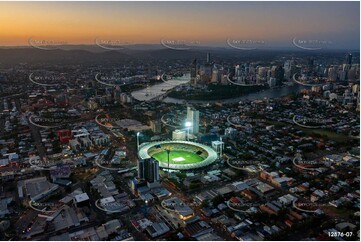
[0,1,359,50]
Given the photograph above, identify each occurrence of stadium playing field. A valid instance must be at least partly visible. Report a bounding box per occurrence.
[151,150,204,164]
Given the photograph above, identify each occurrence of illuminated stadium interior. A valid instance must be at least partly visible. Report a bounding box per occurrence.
[138,141,218,170]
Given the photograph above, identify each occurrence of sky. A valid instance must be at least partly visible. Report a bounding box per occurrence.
[0,1,359,49]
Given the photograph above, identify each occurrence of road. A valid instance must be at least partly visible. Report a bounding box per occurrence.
[29,122,46,160]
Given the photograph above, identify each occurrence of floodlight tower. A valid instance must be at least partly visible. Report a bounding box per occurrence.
[166,146,172,178]
[143,200,149,218]
[137,132,140,151]
[220,137,223,157]
[185,121,192,141]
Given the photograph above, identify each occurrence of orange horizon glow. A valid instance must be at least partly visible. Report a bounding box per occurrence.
[0,2,359,48]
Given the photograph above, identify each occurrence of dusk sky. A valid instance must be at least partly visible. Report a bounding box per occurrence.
[0,1,359,49]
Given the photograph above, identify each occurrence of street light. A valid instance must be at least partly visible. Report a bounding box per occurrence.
[185,121,192,141]
[137,132,140,151]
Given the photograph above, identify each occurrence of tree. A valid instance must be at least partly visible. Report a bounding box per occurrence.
[200,200,208,208]
[212,195,224,206]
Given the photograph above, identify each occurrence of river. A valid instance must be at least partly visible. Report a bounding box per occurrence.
[131,74,190,101]
[162,83,311,104]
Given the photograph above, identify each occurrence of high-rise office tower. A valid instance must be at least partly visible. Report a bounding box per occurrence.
[138,158,159,183]
[190,59,198,85]
[346,53,352,65]
[328,66,338,82]
[211,66,221,83]
[284,60,296,80]
[200,64,212,84]
[206,52,210,63]
[235,65,241,77]
[187,106,199,134]
[348,67,357,81]
[272,65,284,86]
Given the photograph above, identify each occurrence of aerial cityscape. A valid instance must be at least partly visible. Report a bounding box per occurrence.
[0,1,359,241]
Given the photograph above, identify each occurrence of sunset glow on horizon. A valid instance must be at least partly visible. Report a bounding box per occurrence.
[0,1,359,49]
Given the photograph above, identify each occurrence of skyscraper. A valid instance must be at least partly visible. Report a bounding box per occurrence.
[235,65,241,77]
[187,106,199,134]
[284,59,296,80]
[138,158,159,183]
[211,66,221,83]
[271,65,284,86]
[328,66,338,82]
[346,53,352,65]
[190,59,198,86]
[199,64,212,84]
